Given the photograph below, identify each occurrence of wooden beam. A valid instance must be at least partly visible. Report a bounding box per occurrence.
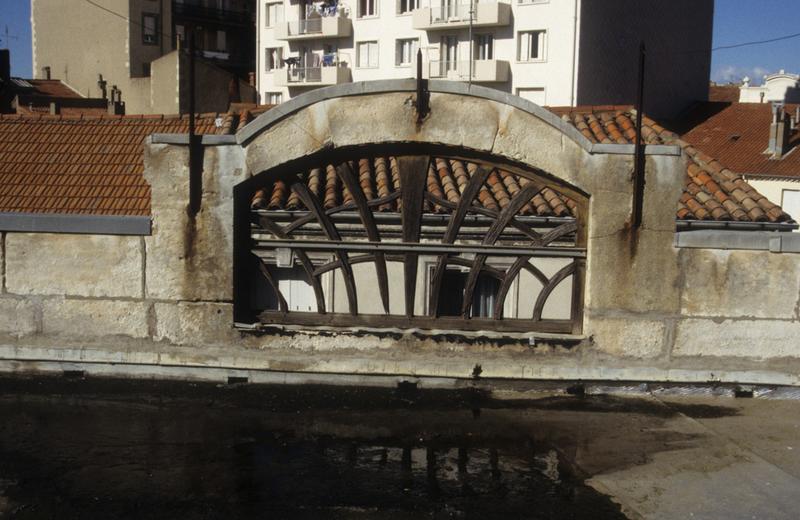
[336,162,390,314]
[292,181,359,315]
[257,214,326,313]
[397,155,430,317]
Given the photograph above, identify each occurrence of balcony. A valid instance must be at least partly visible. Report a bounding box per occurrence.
[172,1,253,26]
[412,1,511,30]
[428,60,509,82]
[273,65,352,87]
[274,16,352,41]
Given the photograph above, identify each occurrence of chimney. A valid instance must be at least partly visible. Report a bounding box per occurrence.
[769,103,791,159]
[97,74,108,99]
[107,85,125,115]
[42,66,51,80]
[49,102,60,115]
[0,49,10,83]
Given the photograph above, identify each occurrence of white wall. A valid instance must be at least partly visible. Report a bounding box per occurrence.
[748,178,800,228]
[257,0,580,105]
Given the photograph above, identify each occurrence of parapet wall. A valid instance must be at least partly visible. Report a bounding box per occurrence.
[1,84,798,387]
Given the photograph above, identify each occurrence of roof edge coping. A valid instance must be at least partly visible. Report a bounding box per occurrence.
[236,80,618,153]
[0,212,151,236]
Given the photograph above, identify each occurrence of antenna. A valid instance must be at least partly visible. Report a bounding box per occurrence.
[0,25,19,47]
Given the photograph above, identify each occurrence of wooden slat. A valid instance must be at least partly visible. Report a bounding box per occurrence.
[533,261,576,321]
[291,181,359,315]
[336,162,390,314]
[570,258,585,334]
[256,214,326,313]
[462,182,543,317]
[257,259,288,313]
[397,155,430,317]
[258,310,575,334]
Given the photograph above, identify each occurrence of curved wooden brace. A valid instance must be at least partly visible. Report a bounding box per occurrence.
[291,182,358,315]
[313,254,378,276]
[540,220,578,247]
[397,156,431,318]
[257,258,288,313]
[429,165,491,317]
[256,214,326,313]
[462,182,543,317]
[335,162,390,314]
[282,192,401,235]
[532,261,576,321]
[423,192,544,245]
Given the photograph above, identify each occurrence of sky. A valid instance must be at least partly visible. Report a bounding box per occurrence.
[0,0,799,84]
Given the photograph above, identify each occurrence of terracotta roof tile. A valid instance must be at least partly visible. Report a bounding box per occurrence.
[0,112,225,216]
[552,106,794,224]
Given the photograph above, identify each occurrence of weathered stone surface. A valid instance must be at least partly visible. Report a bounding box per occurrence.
[144,143,244,301]
[493,104,589,191]
[680,249,800,320]
[42,298,150,339]
[587,227,680,315]
[0,297,38,337]
[5,233,143,298]
[586,317,666,358]
[673,318,800,359]
[245,102,331,175]
[154,302,238,346]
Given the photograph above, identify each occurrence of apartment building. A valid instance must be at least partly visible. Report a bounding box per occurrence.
[257,0,713,117]
[32,0,257,114]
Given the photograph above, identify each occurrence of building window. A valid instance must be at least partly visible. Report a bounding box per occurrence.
[357,41,379,68]
[175,24,185,46]
[358,0,377,18]
[266,92,283,104]
[142,13,159,45]
[265,47,283,71]
[397,0,419,14]
[395,38,419,66]
[518,30,546,62]
[265,2,284,27]
[262,266,320,312]
[216,30,227,52]
[474,34,493,60]
[435,269,500,318]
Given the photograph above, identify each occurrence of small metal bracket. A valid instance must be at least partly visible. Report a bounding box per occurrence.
[415,49,430,124]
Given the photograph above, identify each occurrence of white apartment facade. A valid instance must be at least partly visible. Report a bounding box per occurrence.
[256,0,714,117]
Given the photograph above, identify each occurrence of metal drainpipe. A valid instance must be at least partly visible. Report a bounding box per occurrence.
[468,0,474,87]
[570,0,580,106]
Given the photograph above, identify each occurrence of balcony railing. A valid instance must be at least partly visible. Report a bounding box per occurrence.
[412,1,510,30]
[287,18,323,36]
[275,16,352,40]
[273,63,352,86]
[428,60,509,82]
[430,2,472,23]
[172,1,252,25]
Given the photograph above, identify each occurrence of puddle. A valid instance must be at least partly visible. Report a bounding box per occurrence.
[0,376,701,519]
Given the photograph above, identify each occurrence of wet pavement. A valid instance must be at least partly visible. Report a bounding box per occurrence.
[0,376,798,519]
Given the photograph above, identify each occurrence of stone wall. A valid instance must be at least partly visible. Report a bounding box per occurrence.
[1,84,799,386]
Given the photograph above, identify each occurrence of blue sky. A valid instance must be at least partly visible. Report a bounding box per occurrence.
[1,0,799,84]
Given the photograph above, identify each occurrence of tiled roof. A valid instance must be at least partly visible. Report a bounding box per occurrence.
[708,85,740,103]
[24,80,84,99]
[679,102,800,179]
[552,107,792,224]
[0,113,227,216]
[251,158,576,218]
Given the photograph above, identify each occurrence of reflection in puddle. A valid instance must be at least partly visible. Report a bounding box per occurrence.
[0,377,629,519]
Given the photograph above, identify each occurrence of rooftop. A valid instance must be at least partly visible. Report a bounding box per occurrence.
[679,102,800,179]
[0,103,794,226]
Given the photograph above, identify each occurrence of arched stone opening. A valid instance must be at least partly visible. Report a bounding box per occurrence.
[234,142,589,335]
